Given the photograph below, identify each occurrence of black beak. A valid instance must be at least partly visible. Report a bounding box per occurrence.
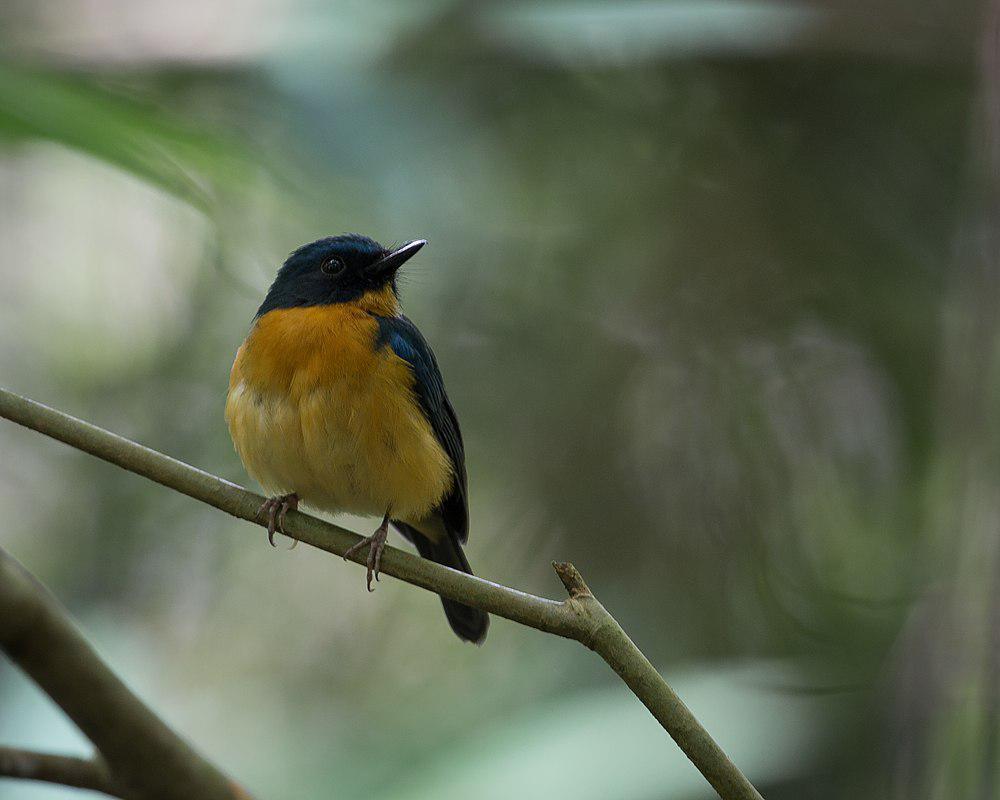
[368,239,426,281]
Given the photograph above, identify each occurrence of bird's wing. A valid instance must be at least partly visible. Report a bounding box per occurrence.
[375,314,469,542]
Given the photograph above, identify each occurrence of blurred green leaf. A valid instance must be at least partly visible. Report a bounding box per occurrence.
[0,64,256,211]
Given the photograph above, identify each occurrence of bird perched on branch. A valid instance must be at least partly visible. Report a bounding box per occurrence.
[225,235,488,644]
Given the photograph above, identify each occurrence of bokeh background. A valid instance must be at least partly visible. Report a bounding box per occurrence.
[2,1,999,798]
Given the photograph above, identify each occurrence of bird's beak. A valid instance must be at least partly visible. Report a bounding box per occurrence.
[367,239,426,281]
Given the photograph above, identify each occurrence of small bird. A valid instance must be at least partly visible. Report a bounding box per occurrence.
[225,234,488,644]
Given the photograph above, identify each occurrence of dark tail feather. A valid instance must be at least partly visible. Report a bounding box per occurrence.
[394,522,489,644]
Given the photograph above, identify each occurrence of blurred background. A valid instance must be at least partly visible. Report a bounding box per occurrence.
[1,1,998,798]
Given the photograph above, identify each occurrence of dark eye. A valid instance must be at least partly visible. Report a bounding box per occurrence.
[321,256,345,275]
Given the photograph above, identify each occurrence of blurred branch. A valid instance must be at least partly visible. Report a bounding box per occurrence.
[0,541,249,800]
[0,747,122,798]
[0,386,763,800]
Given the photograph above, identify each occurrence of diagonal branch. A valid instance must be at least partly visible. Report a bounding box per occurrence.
[0,543,248,800]
[0,386,763,800]
[0,747,123,798]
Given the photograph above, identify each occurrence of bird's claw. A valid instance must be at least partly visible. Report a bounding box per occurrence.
[343,519,390,591]
[258,493,299,547]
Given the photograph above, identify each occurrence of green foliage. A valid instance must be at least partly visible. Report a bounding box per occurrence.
[0,64,256,211]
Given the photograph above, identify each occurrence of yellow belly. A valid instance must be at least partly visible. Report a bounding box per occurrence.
[225,302,454,523]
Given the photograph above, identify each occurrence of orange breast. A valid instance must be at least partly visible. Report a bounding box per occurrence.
[229,303,382,400]
[225,296,453,527]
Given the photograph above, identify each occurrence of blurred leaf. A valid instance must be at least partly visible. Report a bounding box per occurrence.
[377,660,839,800]
[479,1,827,64]
[0,64,256,211]
[474,0,971,65]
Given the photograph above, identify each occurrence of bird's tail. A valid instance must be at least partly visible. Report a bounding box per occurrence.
[394,521,489,645]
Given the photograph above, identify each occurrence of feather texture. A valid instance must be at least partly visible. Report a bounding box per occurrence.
[226,297,454,527]
[375,314,469,544]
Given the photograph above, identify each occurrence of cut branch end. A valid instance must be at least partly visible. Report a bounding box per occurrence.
[552,561,592,599]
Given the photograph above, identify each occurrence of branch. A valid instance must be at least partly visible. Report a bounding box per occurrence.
[0,747,122,797]
[0,543,248,800]
[0,386,763,800]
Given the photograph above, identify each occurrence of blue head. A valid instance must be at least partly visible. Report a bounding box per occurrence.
[256,234,426,318]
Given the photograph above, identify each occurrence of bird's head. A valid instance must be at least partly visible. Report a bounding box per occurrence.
[256,234,425,318]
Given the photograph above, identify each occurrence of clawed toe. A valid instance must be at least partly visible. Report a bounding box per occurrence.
[343,514,390,591]
[258,493,299,547]
[364,534,386,591]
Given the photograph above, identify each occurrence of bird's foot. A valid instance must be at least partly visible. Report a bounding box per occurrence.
[343,514,390,592]
[258,493,299,547]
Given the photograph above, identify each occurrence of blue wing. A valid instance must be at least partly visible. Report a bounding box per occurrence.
[375,314,469,542]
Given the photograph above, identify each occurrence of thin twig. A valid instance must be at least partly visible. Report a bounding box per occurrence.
[0,544,248,800]
[0,747,126,798]
[0,747,123,797]
[0,386,763,800]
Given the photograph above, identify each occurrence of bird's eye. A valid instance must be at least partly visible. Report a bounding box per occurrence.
[321,257,345,276]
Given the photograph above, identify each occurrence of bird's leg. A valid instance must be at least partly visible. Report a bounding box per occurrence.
[258,493,299,547]
[343,512,391,592]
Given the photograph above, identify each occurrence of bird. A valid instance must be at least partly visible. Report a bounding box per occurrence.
[225,234,488,644]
